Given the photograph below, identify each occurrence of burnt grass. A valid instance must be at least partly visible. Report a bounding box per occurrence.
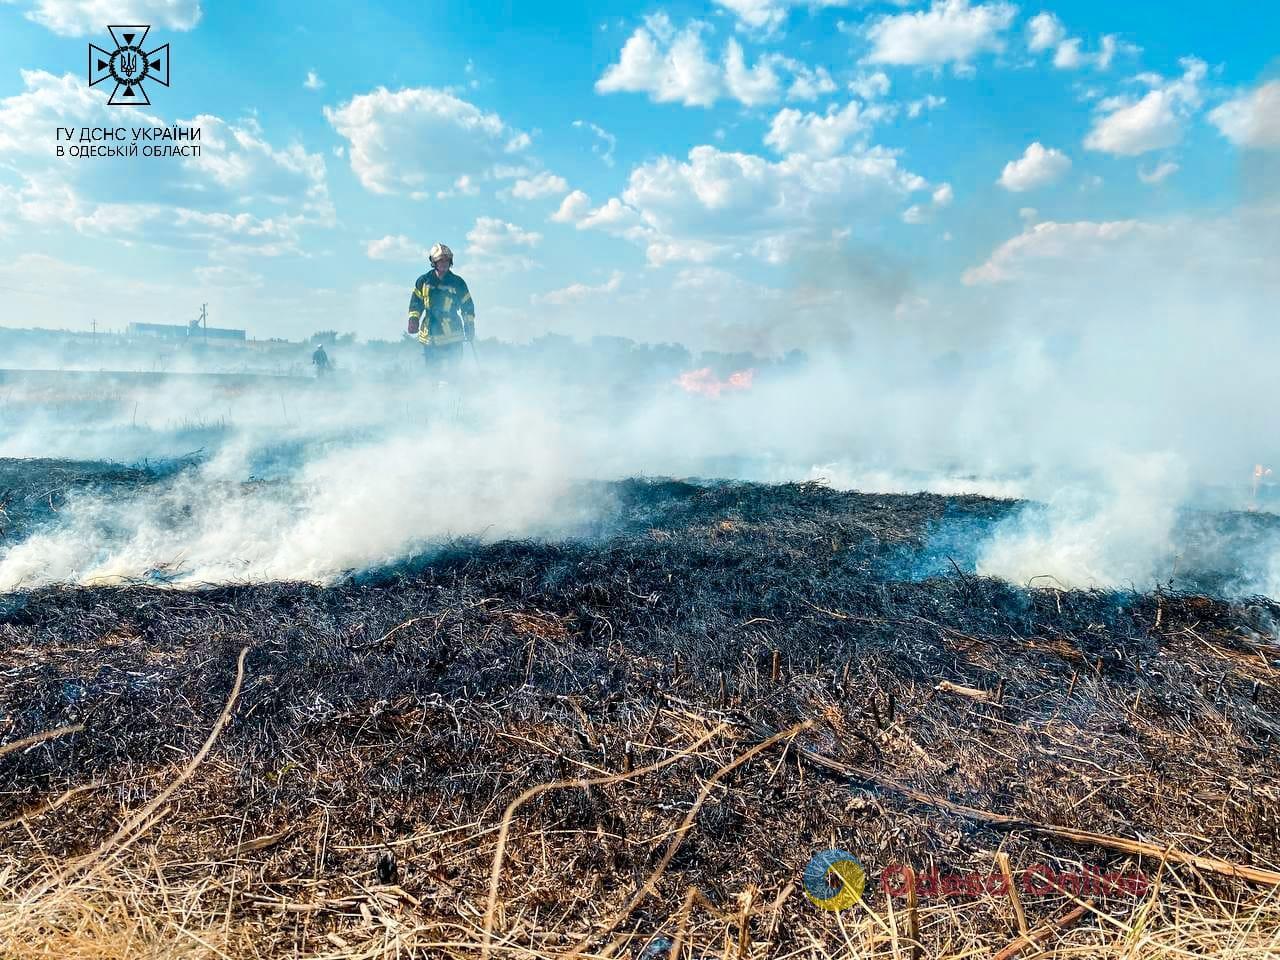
[3,463,1280,955]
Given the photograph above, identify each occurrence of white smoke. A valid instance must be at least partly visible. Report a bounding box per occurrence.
[2,200,1279,594]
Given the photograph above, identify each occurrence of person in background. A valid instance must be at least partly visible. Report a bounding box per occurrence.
[311,343,331,377]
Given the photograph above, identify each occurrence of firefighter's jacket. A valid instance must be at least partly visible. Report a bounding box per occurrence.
[408,270,475,347]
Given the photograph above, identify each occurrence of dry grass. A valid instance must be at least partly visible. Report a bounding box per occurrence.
[5,475,1280,958]
[2,855,1279,959]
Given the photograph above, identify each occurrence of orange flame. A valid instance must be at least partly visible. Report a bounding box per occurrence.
[675,367,756,398]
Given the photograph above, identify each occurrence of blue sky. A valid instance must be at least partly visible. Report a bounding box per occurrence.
[0,0,1275,351]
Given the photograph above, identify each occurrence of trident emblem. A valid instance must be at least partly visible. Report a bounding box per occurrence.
[88,25,170,106]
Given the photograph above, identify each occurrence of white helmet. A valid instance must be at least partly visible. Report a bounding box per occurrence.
[429,242,454,264]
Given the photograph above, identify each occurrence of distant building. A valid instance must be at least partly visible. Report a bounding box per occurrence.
[127,322,246,341]
[200,326,247,341]
[127,322,189,339]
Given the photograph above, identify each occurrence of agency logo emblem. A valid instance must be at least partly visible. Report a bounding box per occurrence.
[803,849,866,911]
[88,25,170,106]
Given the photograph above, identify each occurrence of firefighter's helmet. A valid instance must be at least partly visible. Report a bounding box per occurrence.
[429,243,454,264]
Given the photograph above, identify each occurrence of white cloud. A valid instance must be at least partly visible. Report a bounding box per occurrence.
[864,0,1017,69]
[437,174,480,199]
[597,15,841,108]
[724,38,782,105]
[764,101,871,158]
[781,60,837,100]
[573,120,616,166]
[550,190,592,224]
[1138,161,1179,185]
[1095,35,1141,70]
[465,216,542,271]
[581,143,930,265]
[1084,58,1206,156]
[596,15,721,107]
[324,87,530,195]
[1209,81,1280,150]
[532,271,623,305]
[511,171,569,199]
[903,183,952,224]
[8,0,201,36]
[304,71,324,91]
[711,0,851,33]
[367,234,428,262]
[0,71,331,258]
[906,94,947,118]
[998,142,1072,191]
[579,197,647,235]
[848,71,891,100]
[1026,12,1065,53]
[962,219,1153,284]
[1052,38,1084,69]
[184,114,330,210]
[1026,14,1139,71]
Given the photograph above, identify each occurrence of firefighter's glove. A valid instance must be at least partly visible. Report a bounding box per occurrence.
[407,316,419,335]
[463,319,475,342]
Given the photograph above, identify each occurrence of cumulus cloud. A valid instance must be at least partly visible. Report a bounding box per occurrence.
[436,174,480,199]
[1209,81,1280,150]
[0,71,331,257]
[712,0,851,33]
[1052,38,1084,69]
[724,38,782,105]
[578,143,929,267]
[7,0,201,36]
[848,71,891,100]
[864,0,1016,69]
[906,94,947,118]
[997,142,1072,191]
[511,171,569,199]
[962,219,1157,285]
[764,101,872,158]
[1026,13,1138,71]
[579,197,647,236]
[1138,160,1179,185]
[324,87,530,195]
[1084,58,1206,156]
[465,216,542,271]
[532,270,623,306]
[597,14,841,108]
[781,59,837,100]
[550,190,592,224]
[596,15,722,107]
[367,234,428,262]
[1026,12,1065,53]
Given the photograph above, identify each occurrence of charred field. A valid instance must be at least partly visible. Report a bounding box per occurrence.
[2,457,1280,958]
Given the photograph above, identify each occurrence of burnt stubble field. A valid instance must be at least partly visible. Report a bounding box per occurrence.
[2,458,1280,958]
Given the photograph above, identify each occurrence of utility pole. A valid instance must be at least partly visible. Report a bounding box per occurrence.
[200,303,208,343]
[91,317,97,340]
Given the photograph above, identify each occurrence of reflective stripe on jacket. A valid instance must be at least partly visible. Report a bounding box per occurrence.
[408,270,474,347]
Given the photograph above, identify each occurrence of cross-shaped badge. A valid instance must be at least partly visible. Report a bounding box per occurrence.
[89,25,170,106]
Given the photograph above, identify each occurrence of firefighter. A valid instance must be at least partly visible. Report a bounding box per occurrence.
[407,243,475,376]
[311,343,331,377]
